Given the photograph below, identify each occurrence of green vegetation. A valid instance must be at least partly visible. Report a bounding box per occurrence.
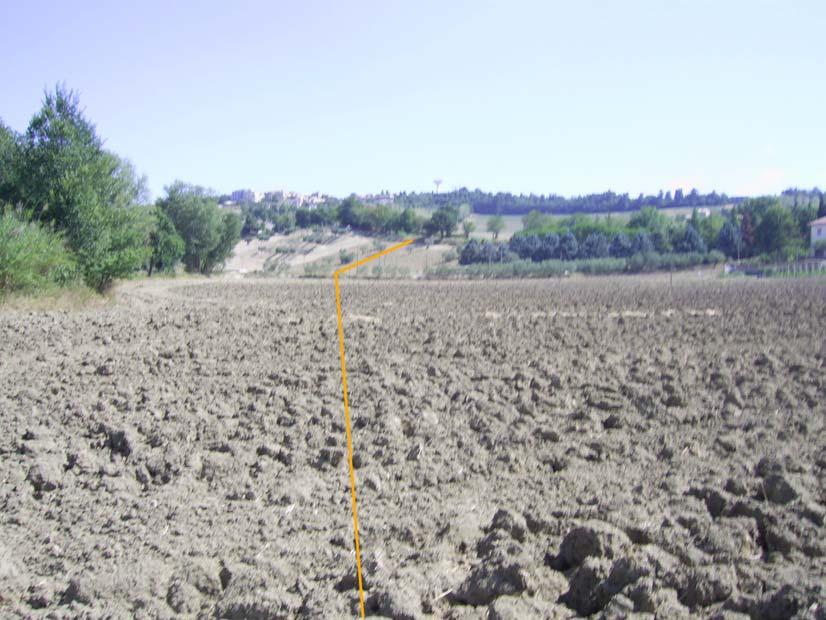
[0,86,241,299]
[2,86,821,296]
[433,251,725,279]
[486,215,505,240]
[0,210,76,296]
[157,182,241,274]
[458,197,819,274]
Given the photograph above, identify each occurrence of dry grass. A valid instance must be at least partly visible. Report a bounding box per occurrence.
[0,285,108,312]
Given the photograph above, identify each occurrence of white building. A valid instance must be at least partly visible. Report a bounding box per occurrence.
[810,216,826,253]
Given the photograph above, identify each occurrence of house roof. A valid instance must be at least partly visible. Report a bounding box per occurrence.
[809,216,826,227]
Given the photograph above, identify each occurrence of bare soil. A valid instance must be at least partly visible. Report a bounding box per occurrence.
[1,276,824,619]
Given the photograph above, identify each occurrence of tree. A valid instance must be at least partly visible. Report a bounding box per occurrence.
[559,231,579,260]
[486,215,505,240]
[398,208,420,234]
[204,211,242,273]
[338,196,365,229]
[462,219,476,238]
[610,233,632,258]
[740,210,756,256]
[818,194,826,219]
[425,207,458,238]
[0,120,21,205]
[157,181,240,274]
[581,232,609,258]
[628,206,667,231]
[522,210,546,231]
[631,231,654,255]
[755,205,796,256]
[678,225,707,253]
[17,86,148,291]
[148,207,184,275]
[536,233,560,261]
[716,220,742,259]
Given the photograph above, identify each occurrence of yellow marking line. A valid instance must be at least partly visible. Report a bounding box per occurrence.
[333,238,415,618]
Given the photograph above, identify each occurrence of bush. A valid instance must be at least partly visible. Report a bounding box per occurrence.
[0,211,77,296]
[430,250,724,279]
[460,239,514,265]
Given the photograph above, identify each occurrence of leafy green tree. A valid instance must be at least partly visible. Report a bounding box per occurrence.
[610,232,632,258]
[486,215,505,240]
[677,225,707,253]
[559,231,579,260]
[698,213,725,249]
[157,181,240,273]
[0,121,22,205]
[581,232,609,258]
[398,208,420,234]
[16,86,148,291]
[717,220,742,259]
[425,207,458,238]
[338,196,366,229]
[148,207,184,275]
[818,194,826,219]
[740,210,756,256]
[755,204,796,256]
[789,202,818,239]
[631,231,654,255]
[628,206,667,231]
[204,211,242,273]
[522,210,547,231]
[462,219,476,238]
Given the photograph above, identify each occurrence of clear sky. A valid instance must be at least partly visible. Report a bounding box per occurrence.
[1,1,824,200]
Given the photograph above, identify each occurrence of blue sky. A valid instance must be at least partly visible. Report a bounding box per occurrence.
[1,1,824,200]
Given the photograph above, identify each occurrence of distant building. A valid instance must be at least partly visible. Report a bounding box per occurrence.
[284,192,305,208]
[361,192,395,207]
[305,192,326,207]
[264,190,284,202]
[810,216,826,255]
[231,189,259,203]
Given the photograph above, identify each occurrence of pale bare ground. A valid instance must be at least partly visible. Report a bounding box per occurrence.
[223,232,374,274]
[224,231,458,278]
[467,214,523,240]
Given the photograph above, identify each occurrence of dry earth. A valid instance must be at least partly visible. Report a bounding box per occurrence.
[1,276,825,619]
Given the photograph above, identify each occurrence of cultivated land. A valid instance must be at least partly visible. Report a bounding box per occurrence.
[1,276,824,618]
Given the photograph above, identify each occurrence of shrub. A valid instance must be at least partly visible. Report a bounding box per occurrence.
[0,211,77,296]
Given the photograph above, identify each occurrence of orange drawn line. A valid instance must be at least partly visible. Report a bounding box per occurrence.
[333,238,415,619]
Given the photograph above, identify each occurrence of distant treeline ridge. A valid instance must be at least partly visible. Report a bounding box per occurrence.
[393,187,741,215]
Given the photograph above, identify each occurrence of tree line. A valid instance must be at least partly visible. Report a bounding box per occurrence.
[460,198,823,268]
[239,196,473,240]
[394,187,738,216]
[0,86,241,296]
